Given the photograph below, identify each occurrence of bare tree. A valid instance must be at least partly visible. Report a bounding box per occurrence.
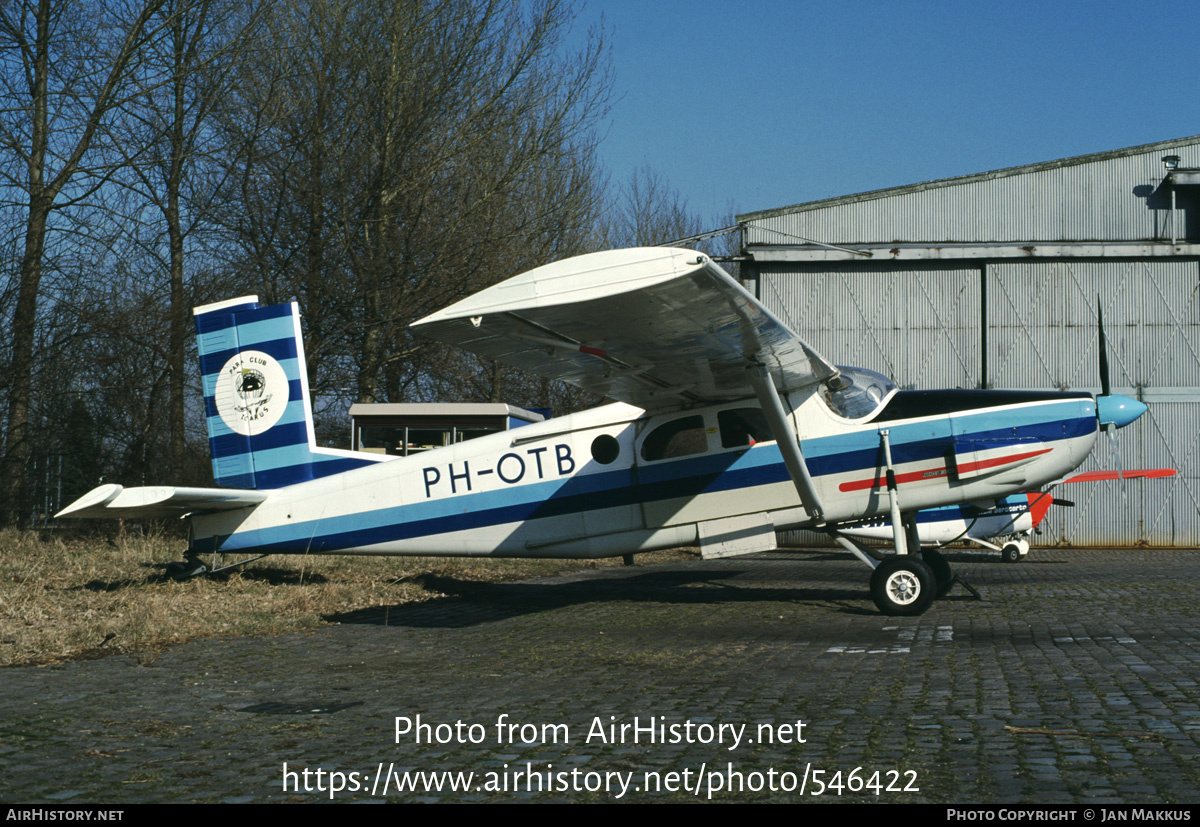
[606,164,705,248]
[108,0,261,478]
[212,0,363,398]
[0,0,670,519]
[0,0,172,523]
[217,0,611,418]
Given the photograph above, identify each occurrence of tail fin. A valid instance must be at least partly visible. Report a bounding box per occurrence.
[194,296,382,489]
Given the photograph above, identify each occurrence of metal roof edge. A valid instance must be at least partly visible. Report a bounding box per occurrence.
[737,134,1200,223]
[747,240,1200,262]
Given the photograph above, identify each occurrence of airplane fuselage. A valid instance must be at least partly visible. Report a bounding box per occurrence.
[189,388,1099,559]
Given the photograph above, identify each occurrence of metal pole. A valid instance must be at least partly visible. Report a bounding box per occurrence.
[1172,186,1177,246]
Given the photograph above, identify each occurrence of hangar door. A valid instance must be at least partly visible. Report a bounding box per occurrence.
[756,263,980,390]
[986,259,1200,546]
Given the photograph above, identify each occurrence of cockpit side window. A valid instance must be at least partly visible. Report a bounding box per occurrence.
[718,408,771,449]
[640,415,707,461]
[821,366,898,422]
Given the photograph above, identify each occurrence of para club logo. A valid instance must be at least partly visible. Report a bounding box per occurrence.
[215,350,290,436]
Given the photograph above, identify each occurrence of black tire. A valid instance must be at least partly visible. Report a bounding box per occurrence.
[921,547,954,598]
[1001,543,1021,563]
[870,556,936,616]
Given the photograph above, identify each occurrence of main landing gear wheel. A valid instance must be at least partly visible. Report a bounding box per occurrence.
[921,547,955,598]
[870,557,936,616]
[1001,542,1022,564]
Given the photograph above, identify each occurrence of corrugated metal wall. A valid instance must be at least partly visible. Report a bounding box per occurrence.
[758,263,979,388]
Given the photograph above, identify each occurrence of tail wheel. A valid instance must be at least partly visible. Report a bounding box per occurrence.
[870,557,936,616]
[165,557,207,580]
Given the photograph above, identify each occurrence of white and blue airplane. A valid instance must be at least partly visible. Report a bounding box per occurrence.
[57,247,1149,615]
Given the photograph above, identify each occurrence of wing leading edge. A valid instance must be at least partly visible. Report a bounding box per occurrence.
[411,247,838,412]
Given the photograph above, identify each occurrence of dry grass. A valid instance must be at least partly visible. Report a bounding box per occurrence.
[0,527,696,667]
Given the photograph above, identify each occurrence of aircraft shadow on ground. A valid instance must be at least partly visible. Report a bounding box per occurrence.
[66,562,337,593]
[325,566,869,629]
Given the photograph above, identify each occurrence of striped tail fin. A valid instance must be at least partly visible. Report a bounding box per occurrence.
[194,296,383,489]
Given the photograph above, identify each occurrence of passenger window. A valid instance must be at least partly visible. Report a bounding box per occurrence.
[641,415,707,461]
[718,408,771,449]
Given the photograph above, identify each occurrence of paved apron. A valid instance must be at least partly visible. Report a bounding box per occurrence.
[3,549,1198,803]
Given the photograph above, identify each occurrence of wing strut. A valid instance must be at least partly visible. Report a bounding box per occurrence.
[747,364,825,526]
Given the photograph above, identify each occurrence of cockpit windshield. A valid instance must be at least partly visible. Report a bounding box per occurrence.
[821,366,897,421]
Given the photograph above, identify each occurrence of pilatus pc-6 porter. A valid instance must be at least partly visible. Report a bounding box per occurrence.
[58,248,1149,615]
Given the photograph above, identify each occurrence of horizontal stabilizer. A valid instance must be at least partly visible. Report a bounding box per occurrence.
[56,484,266,520]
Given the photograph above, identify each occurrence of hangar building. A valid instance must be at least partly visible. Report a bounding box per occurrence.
[736,135,1200,547]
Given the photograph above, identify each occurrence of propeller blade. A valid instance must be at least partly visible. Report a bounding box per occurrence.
[1098,295,1111,397]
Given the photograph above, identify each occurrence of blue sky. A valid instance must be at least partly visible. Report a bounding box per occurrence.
[575,1,1200,226]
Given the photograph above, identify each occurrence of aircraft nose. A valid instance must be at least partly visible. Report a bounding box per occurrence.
[1096,394,1148,429]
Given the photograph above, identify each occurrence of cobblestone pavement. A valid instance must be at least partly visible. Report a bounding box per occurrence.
[2,549,1199,804]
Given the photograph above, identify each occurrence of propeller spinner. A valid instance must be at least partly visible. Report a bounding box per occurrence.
[1094,296,1147,429]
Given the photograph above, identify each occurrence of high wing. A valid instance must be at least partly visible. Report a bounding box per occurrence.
[411,247,838,412]
[56,484,266,520]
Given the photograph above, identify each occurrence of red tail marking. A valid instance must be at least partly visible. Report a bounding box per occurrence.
[1026,492,1054,527]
